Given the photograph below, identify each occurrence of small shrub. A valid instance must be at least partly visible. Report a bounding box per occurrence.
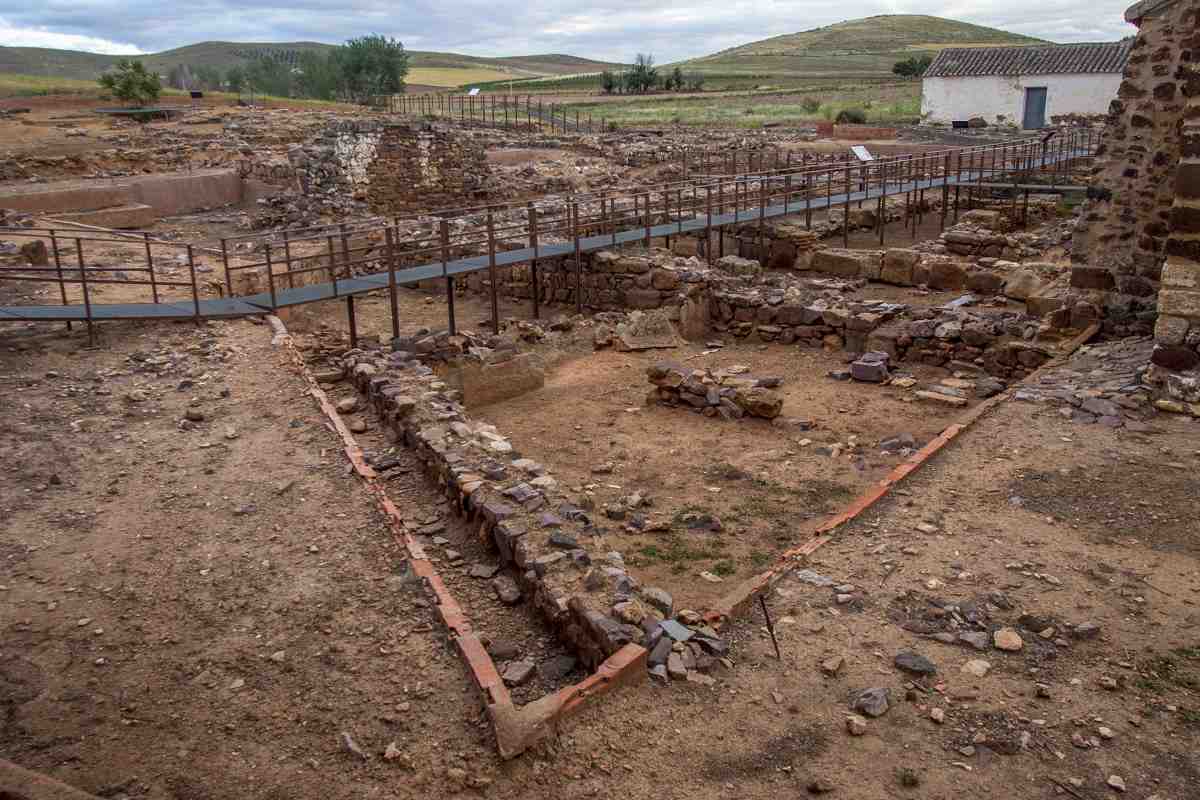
[800,97,821,114]
[711,560,737,577]
[835,108,867,125]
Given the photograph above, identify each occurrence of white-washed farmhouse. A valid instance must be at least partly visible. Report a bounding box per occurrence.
[920,41,1133,129]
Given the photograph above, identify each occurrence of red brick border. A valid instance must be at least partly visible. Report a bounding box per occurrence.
[275,320,646,759]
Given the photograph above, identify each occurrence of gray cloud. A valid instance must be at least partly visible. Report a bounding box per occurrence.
[0,1,1138,63]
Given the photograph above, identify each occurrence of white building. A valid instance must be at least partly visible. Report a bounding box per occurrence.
[920,41,1132,129]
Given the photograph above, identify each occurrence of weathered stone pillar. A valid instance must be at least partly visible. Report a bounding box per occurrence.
[1152,53,1200,371]
[1071,0,1194,316]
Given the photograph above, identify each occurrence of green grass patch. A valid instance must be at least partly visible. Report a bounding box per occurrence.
[561,83,920,129]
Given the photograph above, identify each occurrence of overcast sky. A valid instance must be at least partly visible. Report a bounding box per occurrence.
[0,1,1139,63]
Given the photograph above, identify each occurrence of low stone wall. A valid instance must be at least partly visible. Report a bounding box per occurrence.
[334,349,728,682]
[457,245,1063,379]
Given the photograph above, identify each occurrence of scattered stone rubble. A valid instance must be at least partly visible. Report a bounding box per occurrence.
[646,362,783,420]
[1015,337,1200,423]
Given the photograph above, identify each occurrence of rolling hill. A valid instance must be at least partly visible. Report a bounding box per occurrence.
[680,14,1047,77]
[0,41,626,88]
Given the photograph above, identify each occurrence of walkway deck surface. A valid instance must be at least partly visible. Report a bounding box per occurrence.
[0,150,1089,323]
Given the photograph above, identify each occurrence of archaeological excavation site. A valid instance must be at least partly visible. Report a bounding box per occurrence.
[0,4,1198,800]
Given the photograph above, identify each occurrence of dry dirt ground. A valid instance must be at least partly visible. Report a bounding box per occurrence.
[2,314,1197,800]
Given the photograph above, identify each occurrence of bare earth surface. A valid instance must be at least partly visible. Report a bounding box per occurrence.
[3,314,1197,800]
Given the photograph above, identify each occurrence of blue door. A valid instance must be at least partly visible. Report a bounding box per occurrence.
[1023,87,1047,129]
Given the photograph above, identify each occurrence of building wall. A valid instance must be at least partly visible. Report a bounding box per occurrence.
[921,73,1123,126]
[1152,59,1200,375]
[1070,0,1195,314]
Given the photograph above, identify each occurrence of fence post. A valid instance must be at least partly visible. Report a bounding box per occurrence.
[527,203,539,320]
[327,236,339,297]
[705,185,713,266]
[440,219,456,335]
[143,232,159,303]
[265,243,277,310]
[757,176,766,264]
[283,230,294,290]
[644,193,652,249]
[48,230,71,330]
[75,238,94,346]
[843,165,851,248]
[187,245,201,326]
[486,210,500,332]
[572,201,582,313]
[221,238,232,298]
[385,226,400,341]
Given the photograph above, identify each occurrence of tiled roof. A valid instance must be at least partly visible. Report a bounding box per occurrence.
[924,41,1133,78]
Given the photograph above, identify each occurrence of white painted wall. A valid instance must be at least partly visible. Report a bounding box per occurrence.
[921,73,1122,127]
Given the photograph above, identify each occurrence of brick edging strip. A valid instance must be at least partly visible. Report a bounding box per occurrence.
[705,322,1102,624]
[271,317,645,759]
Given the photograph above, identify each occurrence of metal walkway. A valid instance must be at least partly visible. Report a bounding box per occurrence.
[0,148,1089,324]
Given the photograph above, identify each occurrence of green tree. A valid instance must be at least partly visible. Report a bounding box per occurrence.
[297,51,339,100]
[671,66,684,92]
[225,66,246,93]
[194,66,223,91]
[892,54,933,78]
[686,72,705,91]
[336,34,409,103]
[600,70,617,94]
[98,59,161,106]
[245,56,294,97]
[627,53,658,94]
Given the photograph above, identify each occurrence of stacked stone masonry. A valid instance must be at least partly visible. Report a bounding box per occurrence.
[1152,18,1200,375]
[1072,0,1197,309]
[335,350,730,682]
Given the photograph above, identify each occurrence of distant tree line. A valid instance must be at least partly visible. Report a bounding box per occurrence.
[102,35,409,104]
[600,54,705,95]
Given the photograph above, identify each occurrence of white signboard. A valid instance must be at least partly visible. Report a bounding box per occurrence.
[851,145,874,162]
[467,87,481,96]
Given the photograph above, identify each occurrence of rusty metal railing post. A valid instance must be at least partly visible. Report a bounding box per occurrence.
[879,159,886,247]
[572,201,582,313]
[48,230,71,331]
[705,185,713,266]
[187,245,200,326]
[486,210,500,332]
[385,227,399,341]
[757,176,766,264]
[527,203,539,320]
[327,235,339,298]
[144,232,159,303]
[644,193,652,250]
[346,294,357,348]
[265,243,277,310]
[440,219,456,334]
[283,229,294,289]
[75,238,94,346]
[220,237,232,298]
[843,165,851,248]
[953,152,962,223]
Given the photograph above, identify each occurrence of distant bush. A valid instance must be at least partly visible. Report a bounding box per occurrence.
[800,97,821,114]
[892,54,933,78]
[835,108,867,124]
